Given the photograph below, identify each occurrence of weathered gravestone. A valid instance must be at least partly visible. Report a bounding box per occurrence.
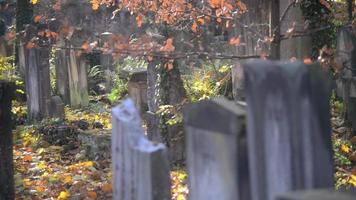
[55,48,70,104]
[111,98,171,200]
[25,47,51,121]
[335,28,356,134]
[126,69,148,114]
[67,48,89,108]
[0,81,14,200]
[184,98,250,200]
[276,189,356,200]
[244,60,334,200]
[48,96,65,120]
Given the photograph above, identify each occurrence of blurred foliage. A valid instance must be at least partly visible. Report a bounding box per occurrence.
[0,56,24,94]
[183,61,231,102]
[108,77,127,103]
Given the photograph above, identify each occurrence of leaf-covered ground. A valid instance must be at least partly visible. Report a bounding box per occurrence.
[12,102,188,200]
[12,99,355,199]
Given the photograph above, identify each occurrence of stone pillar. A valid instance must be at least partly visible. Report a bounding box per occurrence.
[112,99,171,200]
[184,98,249,200]
[67,48,89,108]
[55,48,70,104]
[25,47,51,121]
[244,60,333,200]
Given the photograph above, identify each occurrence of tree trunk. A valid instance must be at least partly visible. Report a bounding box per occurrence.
[146,59,187,164]
[0,81,14,200]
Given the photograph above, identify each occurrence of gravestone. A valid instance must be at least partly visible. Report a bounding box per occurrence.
[112,98,170,200]
[78,129,111,160]
[55,48,70,104]
[276,189,356,200]
[67,48,89,108]
[48,96,65,120]
[335,28,356,134]
[184,97,250,200]
[25,47,51,121]
[244,60,333,200]
[100,32,114,92]
[0,81,14,200]
[127,69,148,114]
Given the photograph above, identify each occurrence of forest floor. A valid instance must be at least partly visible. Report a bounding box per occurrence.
[12,101,188,200]
[11,99,355,200]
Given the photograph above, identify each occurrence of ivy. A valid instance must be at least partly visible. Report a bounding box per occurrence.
[300,0,335,58]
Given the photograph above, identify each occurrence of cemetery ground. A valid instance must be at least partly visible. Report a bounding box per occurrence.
[9,94,356,200]
[11,100,188,200]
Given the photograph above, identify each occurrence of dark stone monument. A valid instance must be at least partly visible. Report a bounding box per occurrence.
[48,96,65,119]
[126,69,148,114]
[111,98,171,200]
[184,97,250,200]
[25,47,51,121]
[0,81,14,200]
[244,60,334,200]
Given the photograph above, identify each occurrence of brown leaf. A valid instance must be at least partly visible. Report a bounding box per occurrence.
[229,36,241,46]
[319,0,331,10]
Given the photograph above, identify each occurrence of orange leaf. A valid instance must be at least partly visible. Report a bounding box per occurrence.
[91,0,100,11]
[23,155,33,162]
[26,42,35,49]
[81,41,91,53]
[136,15,143,28]
[35,186,46,193]
[33,15,42,23]
[191,21,198,33]
[303,57,312,64]
[160,38,175,52]
[87,191,97,199]
[165,62,174,71]
[237,1,247,13]
[229,36,241,46]
[319,0,331,10]
[101,183,112,192]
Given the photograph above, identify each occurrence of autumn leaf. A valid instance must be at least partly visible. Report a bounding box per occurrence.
[31,0,38,5]
[23,155,33,162]
[319,0,331,10]
[349,175,356,187]
[62,175,73,184]
[165,62,174,71]
[160,38,175,52]
[209,0,221,8]
[87,191,97,199]
[58,191,70,199]
[81,41,91,53]
[136,15,143,28]
[303,57,312,64]
[91,0,100,11]
[101,183,112,192]
[191,21,198,33]
[35,186,46,193]
[229,36,241,46]
[237,1,247,13]
[341,144,350,154]
[33,15,42,23]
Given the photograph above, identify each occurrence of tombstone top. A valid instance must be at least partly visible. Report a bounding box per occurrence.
[184,97,245,133]
[112,98,165,152]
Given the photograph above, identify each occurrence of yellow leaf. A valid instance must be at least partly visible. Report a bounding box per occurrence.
[58,191,70,199]
[349,175,356,187]
[31,0,38,5]
[341,144,350,154]
[62,175,73,184]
